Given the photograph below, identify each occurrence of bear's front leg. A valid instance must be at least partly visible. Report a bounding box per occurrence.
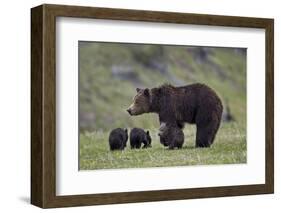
[167,137,176,150]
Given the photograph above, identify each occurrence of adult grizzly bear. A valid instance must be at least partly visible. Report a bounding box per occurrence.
[127,83,223,147]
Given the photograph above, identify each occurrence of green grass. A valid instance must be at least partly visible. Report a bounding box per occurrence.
[79,122,246,170]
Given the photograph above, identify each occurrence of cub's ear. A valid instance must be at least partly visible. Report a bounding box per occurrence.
[136,88,141,93]
[146,130,150,135]
[144,88,149,96]
[124,128,128,133]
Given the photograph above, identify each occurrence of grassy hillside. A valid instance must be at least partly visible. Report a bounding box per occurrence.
[79,42,246,170]
[79,42,246,131]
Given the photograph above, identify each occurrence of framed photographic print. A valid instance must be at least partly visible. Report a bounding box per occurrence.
[31,4,274,208]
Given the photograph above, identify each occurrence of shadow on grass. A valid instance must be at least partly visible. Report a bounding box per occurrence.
[181,145,197,150]
[159,145,197,150]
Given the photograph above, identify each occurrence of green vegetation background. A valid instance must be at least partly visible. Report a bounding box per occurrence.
[79,42,246,170]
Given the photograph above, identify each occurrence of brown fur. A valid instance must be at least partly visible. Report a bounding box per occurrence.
[109,128,128,151]
[127,83,223,147]
[130,128,152,149]
[158,123,184,149]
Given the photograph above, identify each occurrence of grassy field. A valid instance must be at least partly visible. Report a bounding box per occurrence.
[79,122,246,170]
[79,43,247,170]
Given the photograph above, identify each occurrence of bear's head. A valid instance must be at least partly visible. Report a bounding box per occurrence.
[159,135,169,147]
[158,122,166,136]
[127,88,150,116]
[158,123,169,146]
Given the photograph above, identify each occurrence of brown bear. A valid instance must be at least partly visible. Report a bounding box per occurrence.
[109,128,128,151]
[127,83,223,148]
[130,128,152,149]
[158,123,184,149]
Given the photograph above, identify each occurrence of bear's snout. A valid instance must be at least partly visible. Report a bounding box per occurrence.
[126,108,132,115]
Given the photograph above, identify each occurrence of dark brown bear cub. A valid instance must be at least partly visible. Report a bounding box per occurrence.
[127,83,223,148]
[130,128,152,149]
[158,123,184,149]
[109,128,128,151]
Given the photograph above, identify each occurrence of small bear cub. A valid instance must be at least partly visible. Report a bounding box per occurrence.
[158,123,184,149]
[109,128,128,151]
[130,128,152,149]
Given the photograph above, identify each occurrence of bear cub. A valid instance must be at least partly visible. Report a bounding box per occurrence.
[158,123,184,149]
[109,128,128,151]
[130,128,152,149]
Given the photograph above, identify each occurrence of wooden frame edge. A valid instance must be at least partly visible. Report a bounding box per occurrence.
[265,19,274,194]
[45,184,270,208]
[31,4,274,208]
[31,5,44,208]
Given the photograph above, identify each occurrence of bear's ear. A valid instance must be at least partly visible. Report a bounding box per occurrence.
[124,128,128,133]
[136,88,141,93]
[146,130,150,135]
[144,88,149,97]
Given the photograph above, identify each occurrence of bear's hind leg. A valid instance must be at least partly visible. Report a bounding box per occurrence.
[177,142,183,149]
[195,123,217,148]
[135,140,142,149]
[130,142,135,149]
